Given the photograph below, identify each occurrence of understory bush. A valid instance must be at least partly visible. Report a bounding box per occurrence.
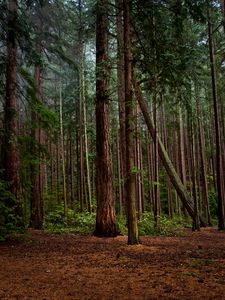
[138,212,189,236]
[0,179,19,241]
[44,206,189,236]
[44,204,96,234]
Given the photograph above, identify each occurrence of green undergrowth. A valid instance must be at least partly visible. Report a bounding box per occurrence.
[44,206,189,237]
[138,212,190,237]
[44,205,96,235]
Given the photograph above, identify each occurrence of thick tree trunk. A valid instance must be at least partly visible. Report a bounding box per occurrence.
[4,0,22,221]
[132,74,206,226]
[124,0,139,245]
[94,0,118,237]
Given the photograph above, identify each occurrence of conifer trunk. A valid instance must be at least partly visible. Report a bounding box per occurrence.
[124,0,139,244]
[116,0,126,213]
[59,82,67,221]
[31,14,44,229]
[94,0,118,237]
[4,0,22,221]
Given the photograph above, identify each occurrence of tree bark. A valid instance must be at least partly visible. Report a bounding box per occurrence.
[94,0,118,237]
[124,0,139,244]
[59,82,67,221]
[4,0,22,222]
[116,0,126,214]
[31,14,44,230]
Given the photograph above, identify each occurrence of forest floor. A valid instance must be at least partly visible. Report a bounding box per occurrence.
[1,228,225,299]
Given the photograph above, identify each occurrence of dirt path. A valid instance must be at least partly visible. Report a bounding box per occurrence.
[1,228,225,299]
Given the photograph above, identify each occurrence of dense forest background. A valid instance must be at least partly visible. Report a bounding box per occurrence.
[0,0,225,244]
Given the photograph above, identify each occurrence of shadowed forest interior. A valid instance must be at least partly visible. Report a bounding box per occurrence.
[1,0,225,251]
[1,0,225,299]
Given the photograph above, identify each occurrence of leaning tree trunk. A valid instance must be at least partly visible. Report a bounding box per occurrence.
[132,74,206,227]
[94,0,118,237]
[4,0,22,222]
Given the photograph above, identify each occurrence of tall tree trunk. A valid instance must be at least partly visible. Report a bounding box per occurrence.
[132,74,206,226]
[94,0,118,237]
[4,0,22,222]
[189,113,200,231]
[208,6,225,230]
[195,82,211,226]
[116,0,126,214]
[124,0,139,245]
[80,47,92,212]
[116,131,123,216]
[69,129,75,209]
[153,101,160,225]
[79,83,84,212]
[31,14,44,229]
[59,82,67,221]
[135,102,144,217]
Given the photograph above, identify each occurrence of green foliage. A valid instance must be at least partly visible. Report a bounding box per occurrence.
[182,271,199,277]
[0,178,18,241]
[208,191,217,218]
[44,205,96,235]
[190,258,214,268]
[117,216,128,235]
[138,212,189,236]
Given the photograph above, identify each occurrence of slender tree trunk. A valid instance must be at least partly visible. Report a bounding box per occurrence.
[80,48,92,212]
[135,102,144,217]
[59,82,67,221]
[117,131,123,216]
[69,130,75,209]
[208,6,225,230]
[94,0,118,237]
[31,14,44,229]
[195,82,211,226]
[124,0,139,244]
[79,83,84,212]
[4,0,22,222]
[116,0,126,213]
[189,114,200,231]
[153,101,160,225]
[31,59,43,229]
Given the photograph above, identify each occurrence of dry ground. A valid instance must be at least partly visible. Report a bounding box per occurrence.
[1,228,225,299]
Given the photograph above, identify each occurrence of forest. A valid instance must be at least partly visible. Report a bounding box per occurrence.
[1,0,225,298]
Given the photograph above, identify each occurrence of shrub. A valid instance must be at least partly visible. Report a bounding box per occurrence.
[0,179,18,241]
